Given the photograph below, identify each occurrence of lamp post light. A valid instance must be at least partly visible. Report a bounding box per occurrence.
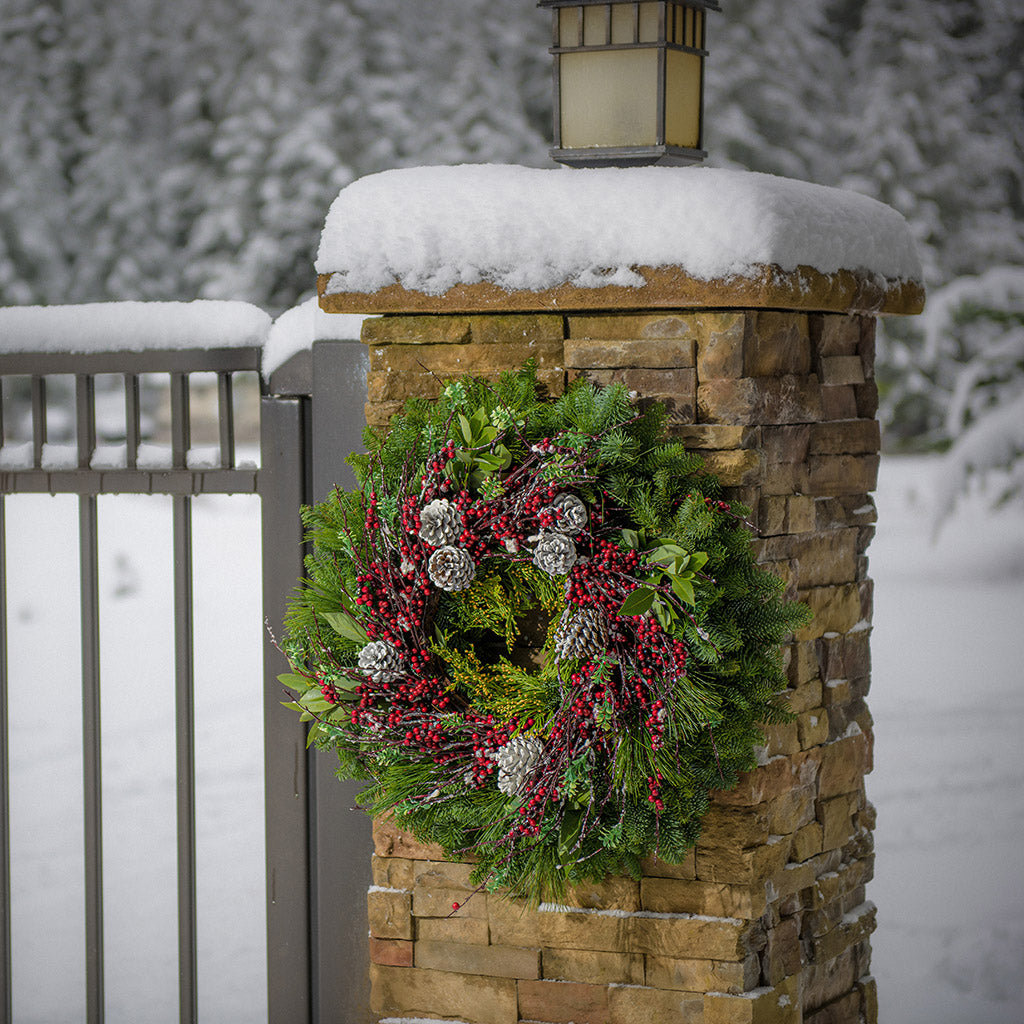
[538,0,719,168]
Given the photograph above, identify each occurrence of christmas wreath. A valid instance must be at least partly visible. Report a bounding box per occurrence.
[279,363,809,901]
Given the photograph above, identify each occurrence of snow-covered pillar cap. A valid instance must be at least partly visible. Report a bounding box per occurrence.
[315,165,924,316]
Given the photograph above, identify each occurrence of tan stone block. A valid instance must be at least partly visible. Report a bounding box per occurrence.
[787,495,817,534]
[806,454,879,497]
[765,785,816,836]
[365,399,403,428]
[703,973,801,1024]
[564,336,697,369]
[368,888,413,940]
[641,849,696,879]
[762,720,801,758]
[569,313,700,342]
[803,947,857,1013]
[372,854,415,890]
[414,939,540,979]
[854,381,879,418]
[375,338,563,374]
[413,884,487,919]
[791,822,824,861]
[745,313,812,377]
[696,312,747,378]
[858,975,878,1024]
[487,900,628,952]
[814,495,877,531]
[629,914,751,961]
[640,877,766,919]
[645,953,760,994]
[820,356,865,386]
[819,793,861,852]
[697,376,823,425]
[758,496,788,536]
[762,424,811,467]
[819,386,859,420]
[608,984,704,1023]
[787,644,821,688]
[785,679,823,715]
[369,963,517,1023]
[794,585,866,641]
[771,861,816,902]
[763,916,802,985]
[362,315,471,346]
[568,876,641,911]
[818,733,870,799]
[674,424,760,450]
[816,315,861,356]
[712,757,796,808]
[412,859,476,890]
[764,529,859,589]
[467,313,563,345]
[543,946,645,985]
[696,838,791,886]
[570,366,697,423]
[804,899,843,939]
[812,903,876,965]
[804,989,861,1024]
[517,978,610,1023]
[373,816,448,860]
[759,459,809,496]
[808,420,880,456]
[702,448,763,486]
[369,937,413,967]
[798,710,830,749]
[416,914,490,944]
[700,804,772,849]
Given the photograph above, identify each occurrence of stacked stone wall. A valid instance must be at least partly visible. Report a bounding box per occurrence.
[360,308,880,1024]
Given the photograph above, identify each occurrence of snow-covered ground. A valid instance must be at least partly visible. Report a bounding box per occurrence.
[4,455,1023,1022]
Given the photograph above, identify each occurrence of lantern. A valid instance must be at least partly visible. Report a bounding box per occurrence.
[538,0,719,167]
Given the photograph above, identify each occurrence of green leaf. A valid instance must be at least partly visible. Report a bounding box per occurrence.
[322,610,369,643]
[277,672,311,692]
[650,542,687,564]
[619,587,656,617]
[280,700,304,712]
[688,551,709,573]
[458,413,473,443]
[671,577,696,605]
[620,528,640,550]
[558,809,584,857]
[652,598,671,630]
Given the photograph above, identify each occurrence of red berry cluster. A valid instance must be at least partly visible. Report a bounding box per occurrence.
[565,539,642,610]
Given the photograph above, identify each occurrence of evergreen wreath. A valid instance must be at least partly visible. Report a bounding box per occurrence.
[279,363,810,901]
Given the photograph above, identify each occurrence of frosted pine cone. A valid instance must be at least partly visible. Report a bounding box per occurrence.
[553,606,609,660]
[427,545,476,591]
[418,498,461,547]
[493,735,544,797]
[532,531,577,576]
[357,640,403,683]
[550,492,588,536]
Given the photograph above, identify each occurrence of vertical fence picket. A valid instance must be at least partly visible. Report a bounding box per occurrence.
[124,374,140,471]
[0,495,11,1024]
[77,374,105,1024]
[170,372,198,1023]
[218,372,236,469]
[30,376,45,468]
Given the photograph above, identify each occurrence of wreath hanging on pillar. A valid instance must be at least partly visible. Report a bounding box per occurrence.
[279,363,809,901]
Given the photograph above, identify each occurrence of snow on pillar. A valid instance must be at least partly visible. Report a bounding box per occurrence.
[315,164,924,1024]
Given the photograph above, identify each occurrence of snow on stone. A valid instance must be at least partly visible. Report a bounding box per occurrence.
[262,296,371,379]
[0,300,271,353]
[317,164,923,296]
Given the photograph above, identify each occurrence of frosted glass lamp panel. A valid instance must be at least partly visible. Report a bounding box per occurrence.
[583,4,607,46]
[610,3,636,44]
[693,8,703,46]
[664,49,702,149]
[558,7,581,47]
[559,50,659,149]
[638,2,661,43]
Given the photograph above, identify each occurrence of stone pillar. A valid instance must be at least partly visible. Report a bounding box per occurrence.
[337,299,896,1024]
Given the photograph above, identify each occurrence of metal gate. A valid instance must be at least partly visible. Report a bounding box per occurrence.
[0,332,372,1024]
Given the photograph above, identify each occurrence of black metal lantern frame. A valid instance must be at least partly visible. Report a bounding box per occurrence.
[538,0,720,168]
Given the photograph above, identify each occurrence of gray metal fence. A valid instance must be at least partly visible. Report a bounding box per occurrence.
[0,337,371,1024]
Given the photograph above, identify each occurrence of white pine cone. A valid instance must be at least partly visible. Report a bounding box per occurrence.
[493,735,544,796]
[549,492,588,536]
[418,498,461,546]
[427,545,476,592]
[553,606,609,660]
[357,640,403,683]
[532,531,577,576]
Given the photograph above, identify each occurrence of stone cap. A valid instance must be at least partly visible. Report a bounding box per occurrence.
[315,165,925,317]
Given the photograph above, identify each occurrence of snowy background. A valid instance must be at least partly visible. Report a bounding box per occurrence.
[6,456,1023,1024]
